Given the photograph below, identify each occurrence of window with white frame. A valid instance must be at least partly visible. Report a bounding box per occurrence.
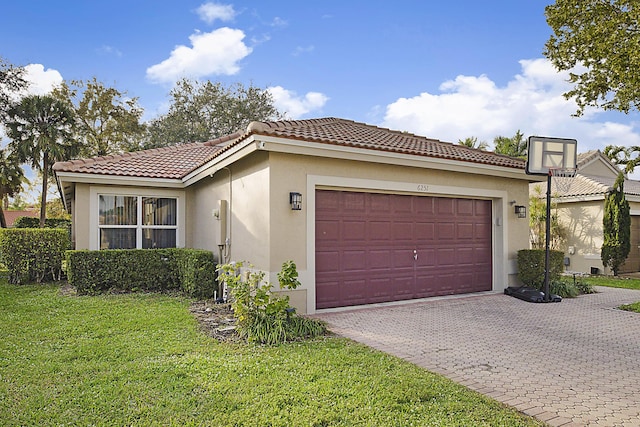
[99,195,177,249]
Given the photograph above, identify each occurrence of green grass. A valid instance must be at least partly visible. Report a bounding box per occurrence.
[619,302,640,313]
[0,282,543,426]
[580,275,640,290]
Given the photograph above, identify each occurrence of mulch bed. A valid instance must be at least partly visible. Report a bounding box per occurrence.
[189,300,243,343]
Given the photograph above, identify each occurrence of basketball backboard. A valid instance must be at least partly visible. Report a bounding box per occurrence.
[526,136,577,176]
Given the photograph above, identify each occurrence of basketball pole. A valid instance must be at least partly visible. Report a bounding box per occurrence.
[544,171,552,303]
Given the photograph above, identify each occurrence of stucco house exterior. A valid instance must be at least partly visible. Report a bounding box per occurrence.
[533,149,640,275]
[54,117,536,314]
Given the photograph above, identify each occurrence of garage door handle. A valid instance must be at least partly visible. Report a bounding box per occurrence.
[413,250,418,261]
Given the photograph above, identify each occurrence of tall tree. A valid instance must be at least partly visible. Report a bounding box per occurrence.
[0,148,26,228]
[52,78,146,156]
[493,130,527,158]
[457,136,489,151]
[601,172,631,275]
[545,0,640,115]
[0,57,28,120]
[146,79,285,148]
[5,95,78,227]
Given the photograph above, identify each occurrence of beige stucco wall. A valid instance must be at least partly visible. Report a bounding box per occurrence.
[558,200,605,274]
[72,183,91,249]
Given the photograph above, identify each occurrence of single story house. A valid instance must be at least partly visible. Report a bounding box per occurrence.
[54,117,536,314]
[533,149,640,275]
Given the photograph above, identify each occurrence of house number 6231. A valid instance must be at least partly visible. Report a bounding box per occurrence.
[417,184,429,192]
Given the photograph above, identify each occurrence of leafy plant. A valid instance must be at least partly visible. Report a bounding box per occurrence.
[549,279,579,298]
[217,260,326,344]
[602,172,631,276]
[517,249,564,288]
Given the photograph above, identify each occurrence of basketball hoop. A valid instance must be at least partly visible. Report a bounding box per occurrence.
[549,167,577,195]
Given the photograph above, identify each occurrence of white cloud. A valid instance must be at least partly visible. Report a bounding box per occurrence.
[383,58,640,155]
[293,45,314,56]
[267,86,329,118]
[196,2,235,24]
[22,64,64,96]
[97,45,123,57]
[146,28,252,84]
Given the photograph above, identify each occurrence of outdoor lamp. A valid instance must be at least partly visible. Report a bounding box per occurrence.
[515,205,527,218]
[289,192,302,210]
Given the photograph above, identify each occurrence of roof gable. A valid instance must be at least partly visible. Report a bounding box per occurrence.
[577,150,620,178]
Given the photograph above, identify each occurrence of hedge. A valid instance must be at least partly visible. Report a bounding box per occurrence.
[66,248,217,298]
[517,249,564,288]
[13,217,71,230]
[0,228,71,284]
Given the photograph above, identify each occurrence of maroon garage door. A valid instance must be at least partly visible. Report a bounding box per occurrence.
[315,190,492,309]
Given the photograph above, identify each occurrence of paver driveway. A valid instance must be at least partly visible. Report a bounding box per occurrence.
[316,286,640,427]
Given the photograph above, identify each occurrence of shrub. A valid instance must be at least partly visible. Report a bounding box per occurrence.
[217,260,327,344]
[0,228,70,284]
[66,248,217,298]
[517,249,564,288]
[549,279,580,298]
[13,217,71,230]
[575,279,595,295]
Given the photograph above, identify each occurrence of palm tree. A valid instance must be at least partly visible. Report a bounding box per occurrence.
[0,148,26,228]
[493,130,527,159]
[5,95,78,227]
[457,136,489,151]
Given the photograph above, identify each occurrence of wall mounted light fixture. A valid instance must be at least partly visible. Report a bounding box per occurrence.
[289,192,302,210]
[515,205,527,218]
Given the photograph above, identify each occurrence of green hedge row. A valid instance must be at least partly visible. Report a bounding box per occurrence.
[65,248,217,298]
[0,228,71,284]
[13,217,72,229]
[517,249,564,288]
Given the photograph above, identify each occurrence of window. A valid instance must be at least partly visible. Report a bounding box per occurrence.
[99,195,177,249]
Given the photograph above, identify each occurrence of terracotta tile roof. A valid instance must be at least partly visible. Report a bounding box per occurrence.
[53,117,525,180]
[3,210,38,227]
[538,174,640,199]
[53,140,228,179]
[242,118,526,169]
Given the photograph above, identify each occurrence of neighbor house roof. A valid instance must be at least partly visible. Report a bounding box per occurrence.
[3,209,38,227]
[53,118,525,180]
[540,173,640,200]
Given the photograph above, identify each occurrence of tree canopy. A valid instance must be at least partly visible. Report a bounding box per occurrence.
[493,130,527,158]
[0,148,26,228]
[146,79,285,149]
[0,57,28,119]
[544,0,640,115]
[52,78,146,157]
[601,172,631,275]
[457,136,489,151]
[5,95,79,227]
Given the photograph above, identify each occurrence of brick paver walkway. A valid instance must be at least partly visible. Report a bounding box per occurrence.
[316,286,640,426]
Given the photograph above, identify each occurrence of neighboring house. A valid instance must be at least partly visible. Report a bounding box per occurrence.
[532,149,640,275]
[3,209,39,227]
[54,117,536,314]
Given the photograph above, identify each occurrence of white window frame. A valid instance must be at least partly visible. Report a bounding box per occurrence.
[90,186,186,250]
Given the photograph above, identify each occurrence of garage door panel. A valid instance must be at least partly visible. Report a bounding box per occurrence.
[316,220,339,241]
[437,222,456,239]
[369,221,391,240]
[343,221,366,240]
[344,250,367,271]
[316,190,493,309]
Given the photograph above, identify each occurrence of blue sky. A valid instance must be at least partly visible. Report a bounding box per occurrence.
[2,0,640,161]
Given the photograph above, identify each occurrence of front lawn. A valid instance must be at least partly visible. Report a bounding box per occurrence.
[580,275,640,312]
[580,275,640,290]
[0,282,543,426]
